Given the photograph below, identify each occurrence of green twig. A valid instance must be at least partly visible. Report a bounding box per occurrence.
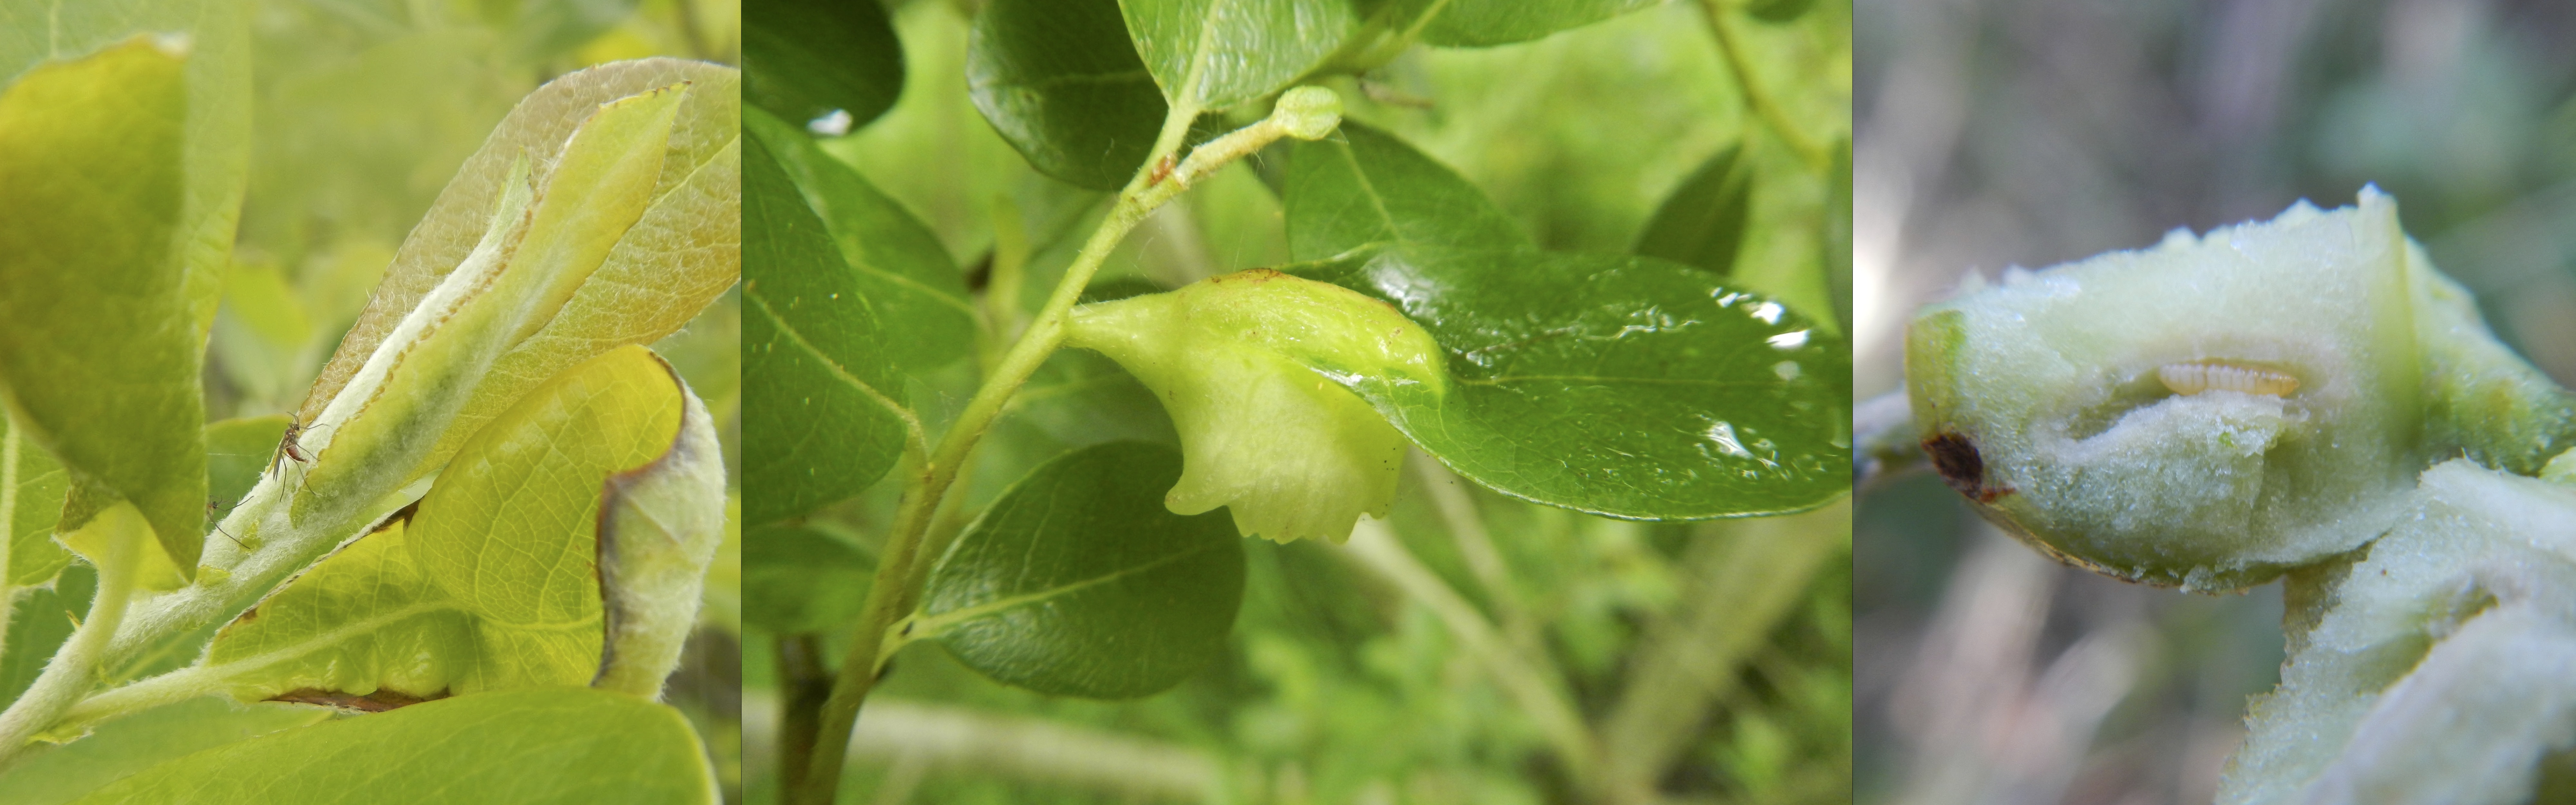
[796,88,1346,804]
[0,506,143,769]
[1700,0,1828,171]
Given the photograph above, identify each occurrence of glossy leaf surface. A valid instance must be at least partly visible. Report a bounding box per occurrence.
[1283,120,1529,261]
[744,0,903,130]
[1119,0,1354,112]
[742,133,909,525]
[1634,143,1754,277]
[923,441,1243,698]
[70,688,715,804]
[0,37,206,572]
[745,108,972,373]
[968,0,1169,190]
[1291,245,1852,519]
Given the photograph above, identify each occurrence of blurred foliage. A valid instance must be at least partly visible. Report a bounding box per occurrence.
[201,0,741,798]
[751,0,1852,803]
[1855,1,2576,803]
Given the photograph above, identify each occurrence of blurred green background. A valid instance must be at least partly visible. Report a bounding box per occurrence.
[753,0,1853,803]
[199,0,743,797]
[1853,1,2576,803]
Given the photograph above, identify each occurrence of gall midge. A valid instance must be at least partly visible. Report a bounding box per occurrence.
[268,414,313,477]
[1146,155,1177,186]
[2157,361,2300,397]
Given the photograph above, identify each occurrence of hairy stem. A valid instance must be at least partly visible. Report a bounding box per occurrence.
[1700,0,1828,171]
[0,507,141,768]
[796,102,1197,805]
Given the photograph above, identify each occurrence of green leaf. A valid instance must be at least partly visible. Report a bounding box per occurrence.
[921,441,1244,698]
[745,107,974,374]
[967,0,1170,191]
[0,568,90,713]
[1118,0,1356,112]
[741,524,873,635]
[741,133,910,526]
[1290,245,1852,519]
[0,35,207,574]
[68,687,716,804]
[1634,142,1755,277]
[591,353,730,697]
[2,413,71,587]
[0,697,327,805]
[1746,0,1818,24]
[1283,120,1529,261]
[298,60,739,498]
[1406,0,1661,47]
[200,346,706,702]
[744,0,903,131]
[0,0,256,348]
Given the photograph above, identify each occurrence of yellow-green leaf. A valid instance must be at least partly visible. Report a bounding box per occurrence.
[67,688,715,804]
[0,35,206,574]
[187,346,711,703]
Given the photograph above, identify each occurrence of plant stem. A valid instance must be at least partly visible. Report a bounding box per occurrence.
[1700,0,1829,171]
[794,101,1207,805]
[0,506,142,769]
[777,633,832,796]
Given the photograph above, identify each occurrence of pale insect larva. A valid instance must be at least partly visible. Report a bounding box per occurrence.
[2157,360,2300,397]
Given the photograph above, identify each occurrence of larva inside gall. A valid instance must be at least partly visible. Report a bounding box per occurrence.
[2157,361,2299,397]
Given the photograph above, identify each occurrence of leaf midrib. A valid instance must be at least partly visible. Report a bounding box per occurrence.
[917,540,1221,637]
[744,290,914,424]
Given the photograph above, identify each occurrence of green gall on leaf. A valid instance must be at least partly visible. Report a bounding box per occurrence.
[1908,187,2576,590]
[1274,86,1341,141]
[2222,461,2576,805]
[592,352,729,699]
[1065,270,1444,543]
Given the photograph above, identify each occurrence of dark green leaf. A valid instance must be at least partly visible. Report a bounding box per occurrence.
[1405,0,1661,48]
[968,0,1170,191]
[741,133,911,526]
[1283,120,1529,261]
[0,566,90,713]
[1634,143,1754,276]
[1291,245,1851,519]
[962,348,1179,511]
[923,441,1243,698]
[68,687,716,804]
[746,108,974,373]
[744,0,904,131]
[1119,0,1357,112]
[742,524,873,635]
